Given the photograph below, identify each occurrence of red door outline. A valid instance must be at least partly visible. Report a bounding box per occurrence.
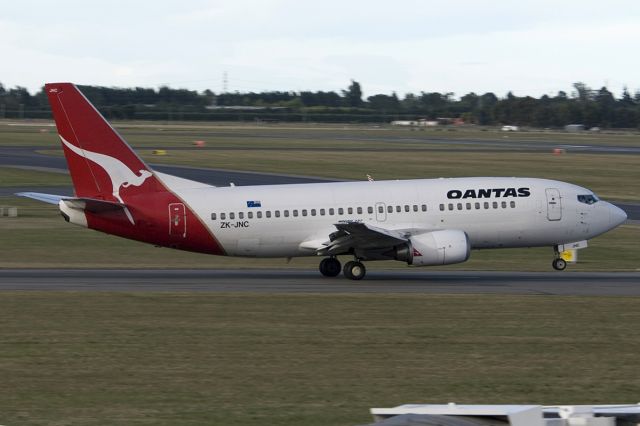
[168,203,187,237]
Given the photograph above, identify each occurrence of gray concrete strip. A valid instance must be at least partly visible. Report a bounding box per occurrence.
[0,269,639,295]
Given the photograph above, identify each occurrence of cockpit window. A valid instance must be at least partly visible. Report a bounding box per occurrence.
[577,194,599,205]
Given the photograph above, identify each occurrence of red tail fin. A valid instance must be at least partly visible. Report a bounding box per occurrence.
[45,83,154,202]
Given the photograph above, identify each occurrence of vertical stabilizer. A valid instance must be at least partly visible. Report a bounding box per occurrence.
[45,83,154,202]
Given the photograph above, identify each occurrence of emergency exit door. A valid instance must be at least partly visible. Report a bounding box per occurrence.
[545,188,562,221]
[169,203,187,237]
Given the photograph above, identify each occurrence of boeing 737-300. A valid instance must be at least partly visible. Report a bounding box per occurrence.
[18,83,628,280]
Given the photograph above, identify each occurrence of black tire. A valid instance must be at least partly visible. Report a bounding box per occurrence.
[343,261,366,280]
[319,257,341,277]
[552,258,567,271]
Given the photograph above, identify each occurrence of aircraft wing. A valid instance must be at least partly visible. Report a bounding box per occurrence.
[317,222,409,256]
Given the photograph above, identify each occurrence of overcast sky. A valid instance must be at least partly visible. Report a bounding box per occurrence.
[2,0,640,98]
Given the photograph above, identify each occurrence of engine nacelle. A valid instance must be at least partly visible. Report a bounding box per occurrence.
[407,230,470,266]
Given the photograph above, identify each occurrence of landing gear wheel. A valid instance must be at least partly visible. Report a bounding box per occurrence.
[343,261,366,280]
[319,257,341,277]
[552,258,567,271]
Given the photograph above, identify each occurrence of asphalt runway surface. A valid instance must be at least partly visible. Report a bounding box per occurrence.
[0,269,639,295]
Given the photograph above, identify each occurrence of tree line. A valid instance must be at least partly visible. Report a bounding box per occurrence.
[1,80,639,128]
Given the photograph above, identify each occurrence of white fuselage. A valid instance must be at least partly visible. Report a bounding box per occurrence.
[166,176,624,258]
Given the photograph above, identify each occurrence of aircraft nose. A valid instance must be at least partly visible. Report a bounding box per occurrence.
[609,203,627,227]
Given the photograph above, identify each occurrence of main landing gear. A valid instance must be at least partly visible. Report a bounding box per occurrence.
[319,257,341,277]
[319,257,367,280]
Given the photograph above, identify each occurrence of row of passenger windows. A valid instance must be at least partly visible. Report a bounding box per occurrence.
[210,201,518,220]
[440,201,516,211]
[211,204,428,221]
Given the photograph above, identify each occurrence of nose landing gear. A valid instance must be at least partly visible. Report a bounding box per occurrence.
[552,245,567,270]
[552,258,567,271]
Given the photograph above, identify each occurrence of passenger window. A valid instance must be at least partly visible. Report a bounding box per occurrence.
[266,211,272,218]
[475,202,480,209]
[320,208,325,216]
[439,204,445,211]
[311,209,316,216]
[248,212,253,219]
[457,203,463,210]
[338,208,344,215]
[378,206,383,213]
[484,202,489,209]
[510,201,516,208]
[221,213,226,220]
[466,203,471,210]
[230,212,235,220]
[257,211,262,218]
[239,212,244,219]
[329,208,335,215]
[284,210,289,217]
[302,209,308,217]
[368,206,374,214]
[211,213,217,220]
[413,205,418,212]
[275,210,281,218]
[387,206,393,213]
[357,207,363,214]
[493,202,498,209]
[421,204,427,212]
[501,201,507,208]
[348,207,353,214]
[448,204,454,211]
[293,210,299,217]
[395,205,401,213]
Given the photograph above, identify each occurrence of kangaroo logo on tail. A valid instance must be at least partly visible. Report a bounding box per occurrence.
[60,135,152,223]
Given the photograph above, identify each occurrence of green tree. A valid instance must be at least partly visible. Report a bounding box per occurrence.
[342,80,363,107]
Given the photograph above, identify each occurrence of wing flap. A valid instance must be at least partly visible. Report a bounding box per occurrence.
[318,222,409,256]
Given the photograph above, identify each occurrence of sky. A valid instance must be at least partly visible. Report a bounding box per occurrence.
[2,0,640,99]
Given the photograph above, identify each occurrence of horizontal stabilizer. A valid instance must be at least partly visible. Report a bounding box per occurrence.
[16,192,66,205]
[16,192,127,213]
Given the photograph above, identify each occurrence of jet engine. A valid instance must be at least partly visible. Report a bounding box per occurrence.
[393,230,471,266]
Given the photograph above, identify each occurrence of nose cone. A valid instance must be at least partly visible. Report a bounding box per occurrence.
[609,204,627,228]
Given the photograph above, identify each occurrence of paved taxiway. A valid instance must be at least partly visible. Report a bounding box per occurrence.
[1,269,639,295]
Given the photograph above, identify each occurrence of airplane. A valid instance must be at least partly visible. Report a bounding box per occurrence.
[18,83,627,280]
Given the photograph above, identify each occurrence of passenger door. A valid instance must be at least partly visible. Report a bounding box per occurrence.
[545,188,562,221]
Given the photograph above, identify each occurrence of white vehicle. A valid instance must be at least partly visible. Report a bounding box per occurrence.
[501,125,519,131]
[20,83,627,280]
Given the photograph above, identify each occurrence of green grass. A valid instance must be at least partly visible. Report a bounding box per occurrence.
[0,166,71,187]
[140,150,640,202]
[1,293,640,425]
[1,122,638,269]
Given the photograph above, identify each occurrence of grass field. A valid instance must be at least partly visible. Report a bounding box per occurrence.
[1,122,640,426]
[1,293,640,426]
[0,119,639,271]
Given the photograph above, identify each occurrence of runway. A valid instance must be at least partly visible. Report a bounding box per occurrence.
[0,269,639,295]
